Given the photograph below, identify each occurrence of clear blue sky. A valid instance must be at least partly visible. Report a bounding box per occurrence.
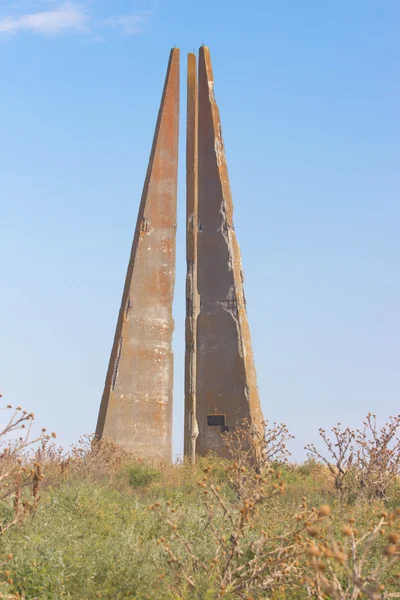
[1,0,399,459]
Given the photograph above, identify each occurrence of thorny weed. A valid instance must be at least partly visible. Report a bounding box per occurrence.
[1,399,400,598]
[301,508,400,599]
[157,466,400,598]
[0,553,19,599]
[157,461,306,598]
[305,423,356,497]
[356,414,400,500]
[156,421,400,599]
[44,434,136,482]
[0,394,55,534]
[306,415,400,502]
[222,419,294,498]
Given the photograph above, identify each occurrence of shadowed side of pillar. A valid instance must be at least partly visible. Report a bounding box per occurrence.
[96,48,180,463]
[184,53,199,461]
[196,46,264,457]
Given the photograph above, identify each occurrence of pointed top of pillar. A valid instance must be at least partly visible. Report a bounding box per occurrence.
[187,51,197,76]
[198,46,216,99]
[165,47,180,82]
[162,47,180,90]
[199,45,211,56]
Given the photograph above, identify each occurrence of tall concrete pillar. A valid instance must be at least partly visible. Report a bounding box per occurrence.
[96,48,180,463]
[184,53,199,462]
[195,46,264,457]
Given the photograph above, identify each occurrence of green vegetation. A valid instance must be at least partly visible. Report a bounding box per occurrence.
[0,409,400,599]
[124,462,162,488]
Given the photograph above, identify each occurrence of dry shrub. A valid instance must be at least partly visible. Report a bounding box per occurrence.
[158,421,400,598]
[356,414,400,500]
[306,415,400,501]
[0,552,19,599]
[222,419,294,498]
[62,434,133,478]
[302,509,400,599]
[0,396,55,533]
[305,423,356,496]
[158,461,320,598]
[35,434,144,491]
[159,459,400,598]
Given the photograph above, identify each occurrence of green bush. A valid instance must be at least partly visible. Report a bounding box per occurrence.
[125,462,162,488]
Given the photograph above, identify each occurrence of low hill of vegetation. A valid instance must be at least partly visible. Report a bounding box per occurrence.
[0,404,400,599]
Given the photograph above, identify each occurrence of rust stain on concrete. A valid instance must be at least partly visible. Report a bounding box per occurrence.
[96,48,180,463]
[196,46,264,457]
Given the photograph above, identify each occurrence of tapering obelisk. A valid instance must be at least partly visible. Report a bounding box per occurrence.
[96,48,180,462]
[194,46,264,457]
[184,53,199,462]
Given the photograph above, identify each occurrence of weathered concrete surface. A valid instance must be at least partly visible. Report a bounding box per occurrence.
[96,48,180,463]
[196,46,264,457]
[184,53,199,462]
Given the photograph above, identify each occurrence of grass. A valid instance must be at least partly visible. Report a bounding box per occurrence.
[0,412,399,599]
[124,462,162,488]
[0,455,399,599]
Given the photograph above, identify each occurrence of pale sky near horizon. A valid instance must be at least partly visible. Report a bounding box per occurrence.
[0,0,399,460]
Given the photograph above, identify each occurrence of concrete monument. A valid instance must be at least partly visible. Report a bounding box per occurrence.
[185,47,264,458]
[96,48,180,462]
